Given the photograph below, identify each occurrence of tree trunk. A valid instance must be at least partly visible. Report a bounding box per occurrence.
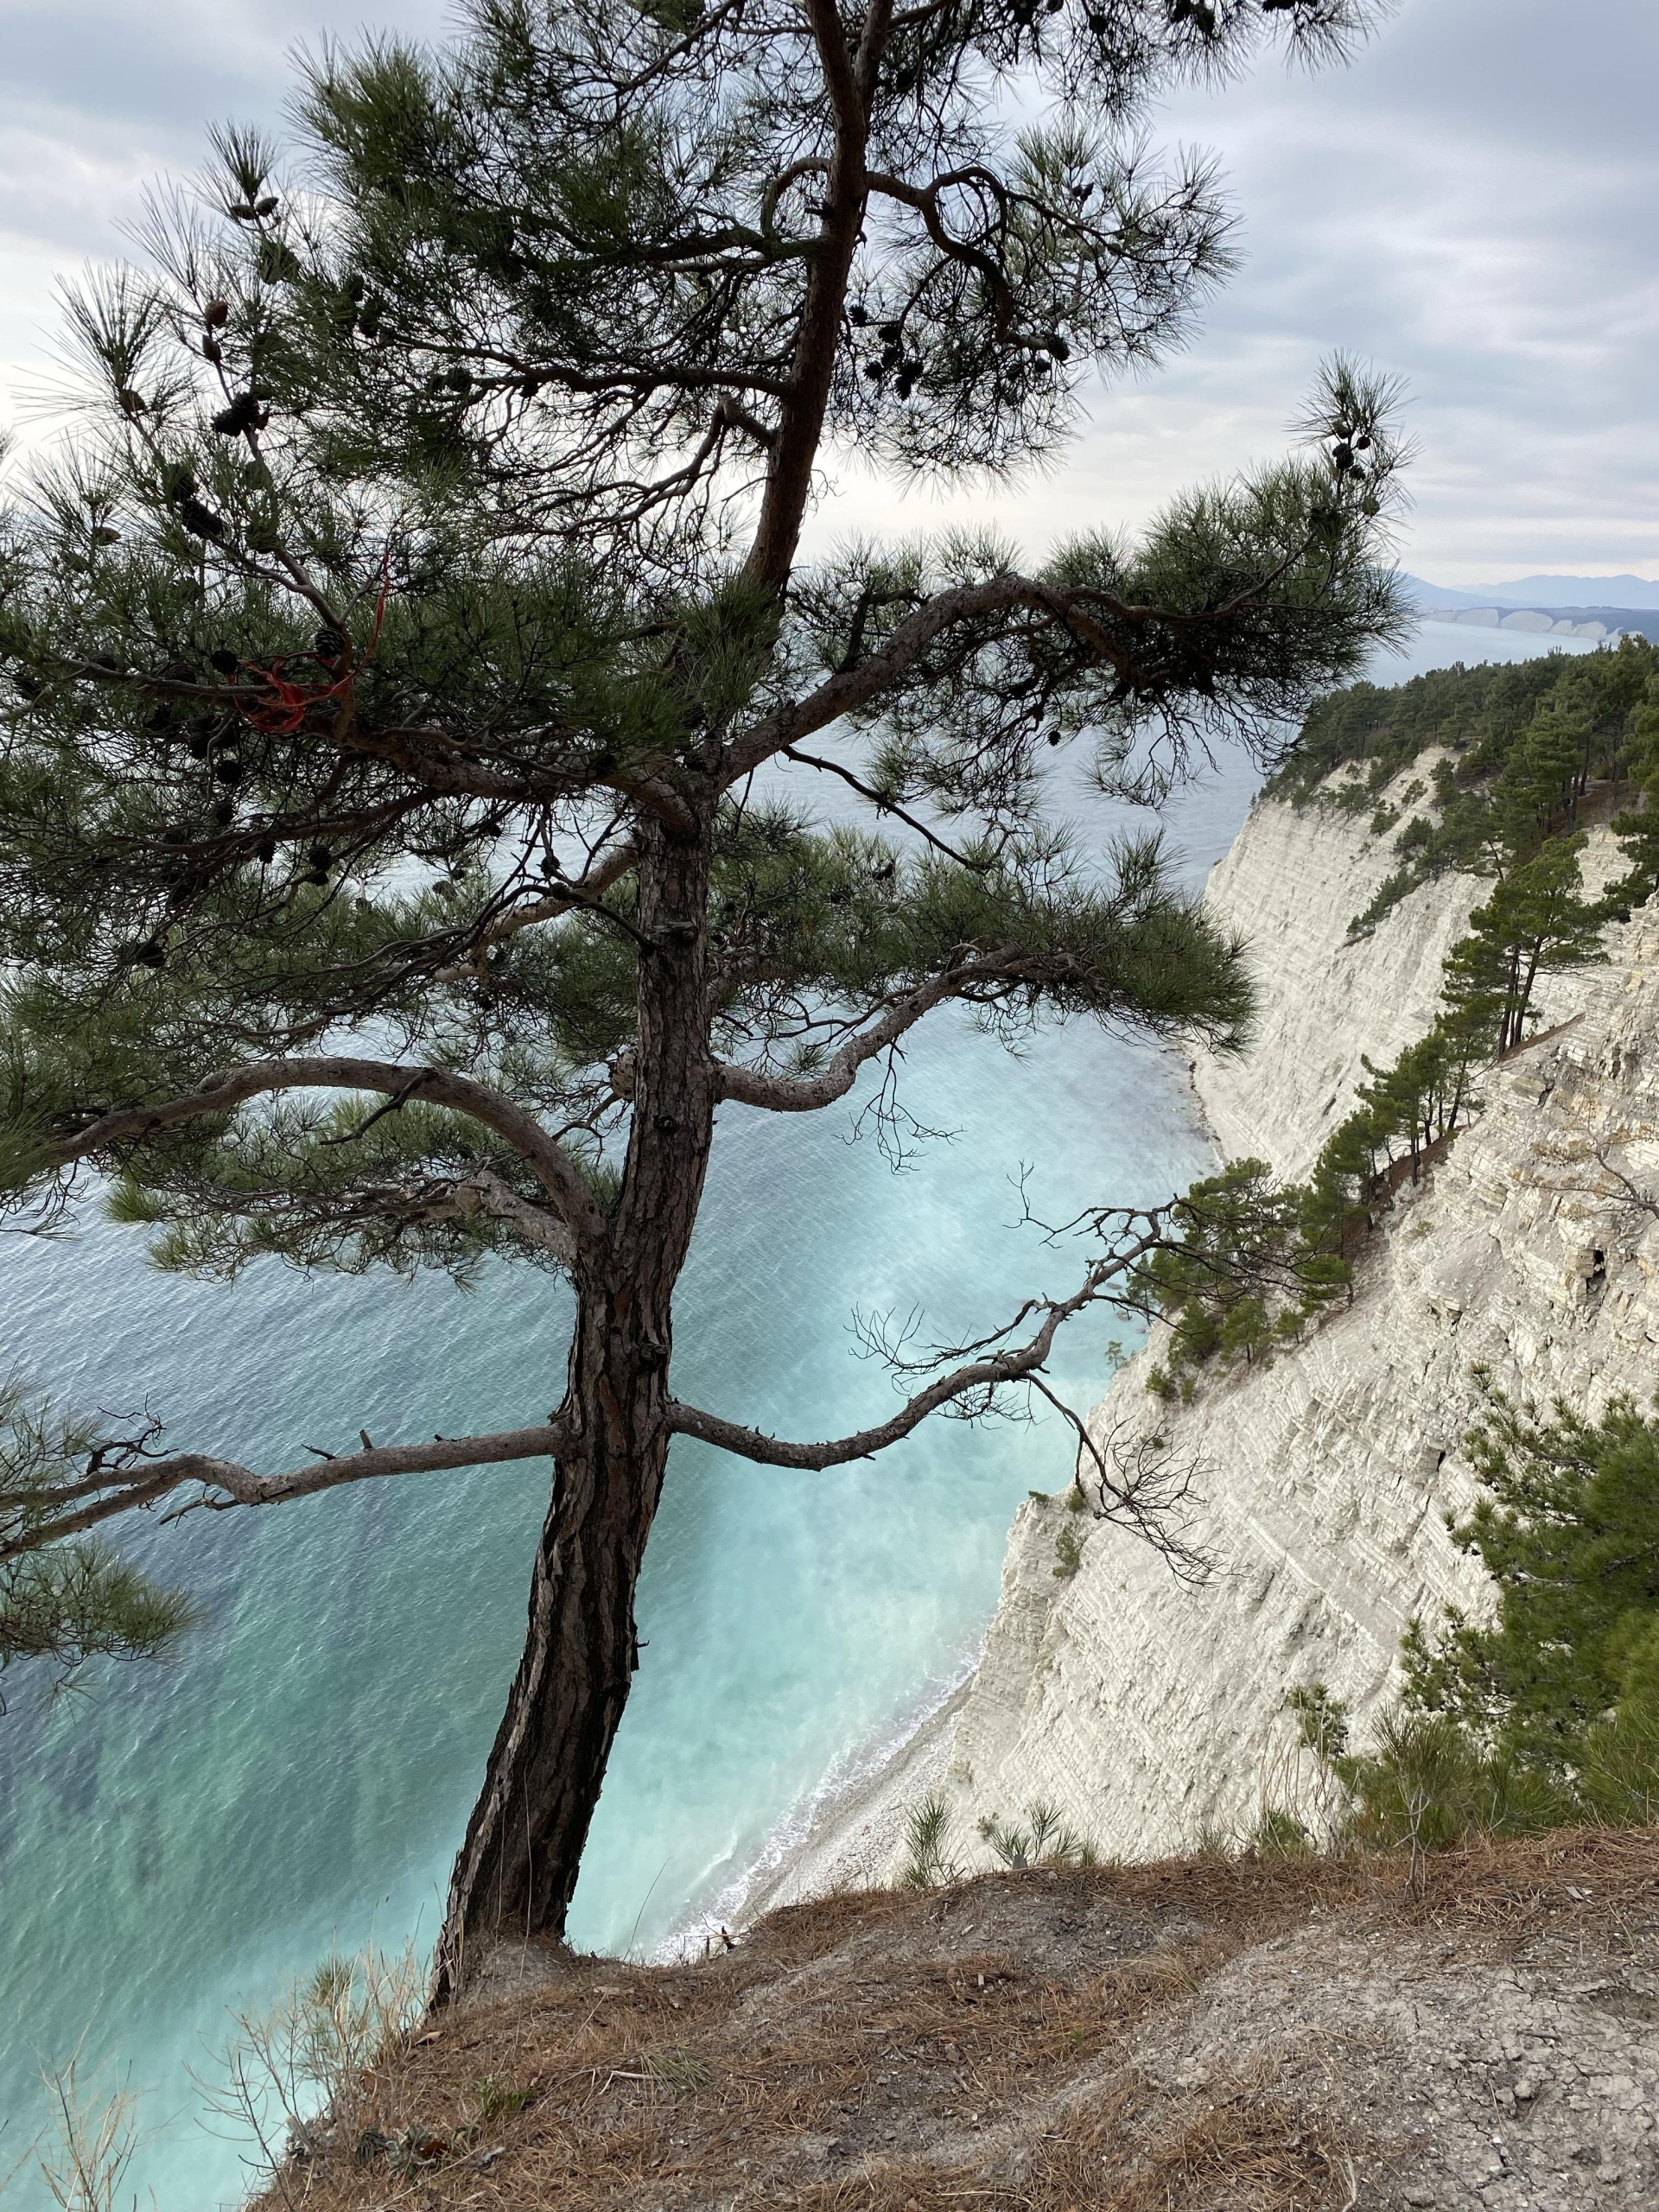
[429,1287,669,2004]
[432,815,716,2002]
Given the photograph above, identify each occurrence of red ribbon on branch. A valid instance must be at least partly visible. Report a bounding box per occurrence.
[232,548,394,735]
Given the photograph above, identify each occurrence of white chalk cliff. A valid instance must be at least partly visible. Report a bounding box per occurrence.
[754,769,1659,1901]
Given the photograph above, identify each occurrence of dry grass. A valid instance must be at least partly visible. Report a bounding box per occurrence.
[247,1826,1659,2212]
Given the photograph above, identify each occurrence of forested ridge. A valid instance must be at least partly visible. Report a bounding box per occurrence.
[1132,639,1659,1400]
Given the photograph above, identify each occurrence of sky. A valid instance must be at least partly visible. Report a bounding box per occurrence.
[1,0,1654,587]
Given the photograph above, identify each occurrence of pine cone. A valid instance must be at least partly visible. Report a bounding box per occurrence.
[178,497,226,541]
[212,392,268,436]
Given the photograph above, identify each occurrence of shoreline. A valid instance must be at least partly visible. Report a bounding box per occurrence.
[659,1668,976,1951]
[739,1675,972,1921]
[689,1046,1228,1940]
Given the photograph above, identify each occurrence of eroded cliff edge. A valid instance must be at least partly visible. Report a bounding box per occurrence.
[756,778,1659,1900]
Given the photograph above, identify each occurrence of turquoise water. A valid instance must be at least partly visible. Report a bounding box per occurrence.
[0,626,1595,2206]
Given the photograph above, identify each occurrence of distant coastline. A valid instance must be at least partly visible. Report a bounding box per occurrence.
[1414,602,1658,647]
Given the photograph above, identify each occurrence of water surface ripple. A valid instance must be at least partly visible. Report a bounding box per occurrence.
[0,628,1588,2205]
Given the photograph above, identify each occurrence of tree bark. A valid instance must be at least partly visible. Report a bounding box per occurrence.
[432,815,717,2001]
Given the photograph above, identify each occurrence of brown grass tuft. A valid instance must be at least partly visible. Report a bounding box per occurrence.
[245,1827,1659,2211]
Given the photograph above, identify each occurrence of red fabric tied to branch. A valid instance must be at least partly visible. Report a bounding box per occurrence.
[232,550,392,735]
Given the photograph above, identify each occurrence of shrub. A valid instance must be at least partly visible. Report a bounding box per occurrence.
[978,1802,1097,1870]
[1248,1805,1314,1859]
[901,1792,959,1889]
[1052,1524,1085,1579]
[193,1942,424,2193]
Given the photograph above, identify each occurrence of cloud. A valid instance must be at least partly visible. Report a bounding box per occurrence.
[823,0,1659,581]
[2,0,1653,582]
[1148,0,1659,581]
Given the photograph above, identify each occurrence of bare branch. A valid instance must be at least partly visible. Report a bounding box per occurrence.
[780,744,993,868]
[2,1420,570,1561]
[1536,1122,1659,1224]
[1041,1388,1210,1586]
[666,1217,1164,1467]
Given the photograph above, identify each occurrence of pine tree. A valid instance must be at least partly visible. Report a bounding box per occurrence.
[1407,1389,1659,1776]
[1611,671,1659,902]
[1440,835,1608,1056]
[1490,690,1588,852]
[0,0,1406,1991]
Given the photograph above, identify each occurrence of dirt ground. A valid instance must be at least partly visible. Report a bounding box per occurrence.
[257,1827,1659,2211]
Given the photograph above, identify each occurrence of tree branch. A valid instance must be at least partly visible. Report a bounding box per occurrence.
[864,168,1020,340]
[41,1058,611,1253]
[666,1219,1163,1469]
[802,0,862,136]
[714,962,986,1111]
[726,574,1113,778]
[431,838,642,977]
[459,1166,580,1266]
[780,745,991,868]
[59,666,696,830]
[741,0,891,588]
[3,1421,571,1561]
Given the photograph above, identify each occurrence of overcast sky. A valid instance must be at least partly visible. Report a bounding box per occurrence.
[1,0,1654,585]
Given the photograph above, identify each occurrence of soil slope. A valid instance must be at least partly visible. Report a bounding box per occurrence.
[262,1827,1659,2211]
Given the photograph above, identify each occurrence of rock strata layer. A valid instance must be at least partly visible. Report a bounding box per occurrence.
[768,779,1659,1894]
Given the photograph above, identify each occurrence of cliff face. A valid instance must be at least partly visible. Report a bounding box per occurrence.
[905,781,1659,1872]
[1194,771,1483,1179]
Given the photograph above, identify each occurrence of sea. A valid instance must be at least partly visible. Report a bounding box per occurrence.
[0,623,1597,2207]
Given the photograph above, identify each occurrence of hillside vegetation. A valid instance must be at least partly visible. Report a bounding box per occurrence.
[1124,640,1659,1402]
[1268,639,1659,929]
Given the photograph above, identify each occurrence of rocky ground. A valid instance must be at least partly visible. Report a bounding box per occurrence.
[257,1826,1658,2211]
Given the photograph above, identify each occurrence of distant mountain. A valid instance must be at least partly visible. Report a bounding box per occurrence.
[1400,571,1659,611]
[1392,574,1659,646]
[1475,573,1659,609]
[1397,575,1502,610]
